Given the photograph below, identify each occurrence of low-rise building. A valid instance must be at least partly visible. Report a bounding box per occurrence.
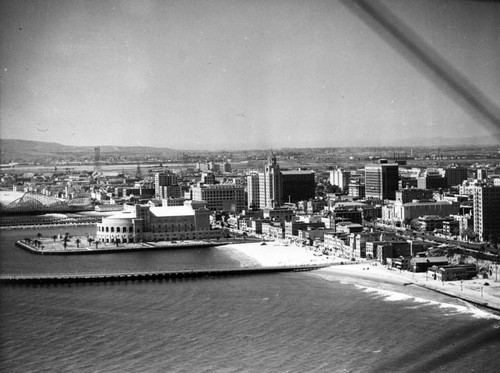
[435,264,477,281]
[262,221,284,240]
[410,256,449,272]
[417,216,455,232]
[263,207,295,222]
[191,183,245,213]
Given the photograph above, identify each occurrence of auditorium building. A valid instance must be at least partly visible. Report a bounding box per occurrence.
[96,201,215,243]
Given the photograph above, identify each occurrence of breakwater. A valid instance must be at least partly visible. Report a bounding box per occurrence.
[0,264,331,284]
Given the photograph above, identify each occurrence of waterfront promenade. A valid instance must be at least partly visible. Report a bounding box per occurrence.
[15,238,227,255]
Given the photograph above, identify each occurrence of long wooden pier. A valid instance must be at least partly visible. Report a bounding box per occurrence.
[0,264,331,284]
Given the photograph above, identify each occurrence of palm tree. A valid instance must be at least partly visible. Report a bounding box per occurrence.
[52,235,57,242]
[37,232,42,240]
[76,239,81,248]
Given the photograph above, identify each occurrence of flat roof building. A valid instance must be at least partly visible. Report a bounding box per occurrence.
[365,162,399,200]
[471,185,500,242]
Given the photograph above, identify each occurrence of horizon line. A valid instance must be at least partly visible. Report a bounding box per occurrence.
[1,136,499,152]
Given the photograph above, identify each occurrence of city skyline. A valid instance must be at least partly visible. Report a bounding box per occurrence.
[1,0,499,150]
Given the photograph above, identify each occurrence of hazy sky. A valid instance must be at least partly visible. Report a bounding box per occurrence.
[1,0,499,150]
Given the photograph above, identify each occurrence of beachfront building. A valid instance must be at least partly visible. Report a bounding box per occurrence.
[261,220,284,240]
[434,264,477,281]
[96,201,214,243]
[471,185,500,242]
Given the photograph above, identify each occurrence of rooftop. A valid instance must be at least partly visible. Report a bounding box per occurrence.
[150,206,195,217]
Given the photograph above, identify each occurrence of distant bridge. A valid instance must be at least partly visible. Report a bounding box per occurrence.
[0,264,331,284]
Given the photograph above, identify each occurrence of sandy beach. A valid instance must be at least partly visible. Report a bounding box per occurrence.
[221,241,339,267]
[222,241,500,314]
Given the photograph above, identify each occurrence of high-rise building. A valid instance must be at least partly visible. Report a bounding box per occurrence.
[247,154,313,209]
[281,170,315,203]
[330,168,351,192]
[259,154,282,208]
[246,172,260,209]
[154,172,180,199]
[445,167,468,188]
[364,162,399,200]
[471,185,500,242]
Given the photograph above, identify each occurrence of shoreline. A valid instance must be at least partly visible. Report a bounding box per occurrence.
[315,262,500,313]
[221,242,500,314]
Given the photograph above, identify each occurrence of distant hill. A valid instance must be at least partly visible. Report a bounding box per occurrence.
[1,136,498,163]
[0,139,180,163]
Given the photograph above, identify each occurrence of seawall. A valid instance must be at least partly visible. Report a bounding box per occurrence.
[15,240,227,255]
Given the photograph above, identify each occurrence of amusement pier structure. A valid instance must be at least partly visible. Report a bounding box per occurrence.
[0,191,94,216]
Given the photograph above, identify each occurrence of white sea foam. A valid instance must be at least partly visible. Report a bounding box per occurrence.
[315,273,500,320]
[357,285,500,320]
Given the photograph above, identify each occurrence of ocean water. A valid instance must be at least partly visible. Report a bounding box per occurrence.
[1,227,500,372]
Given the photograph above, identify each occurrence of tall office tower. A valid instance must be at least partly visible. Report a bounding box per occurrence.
[330,168,351,192]
[154,172,180,199]
[445,167,468,188]
[472,185,500,242]
[282,170,315,203]
[364,162,399,200]
[259,154,282,208]
[477,168,488,181]
[246,172,260,209]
